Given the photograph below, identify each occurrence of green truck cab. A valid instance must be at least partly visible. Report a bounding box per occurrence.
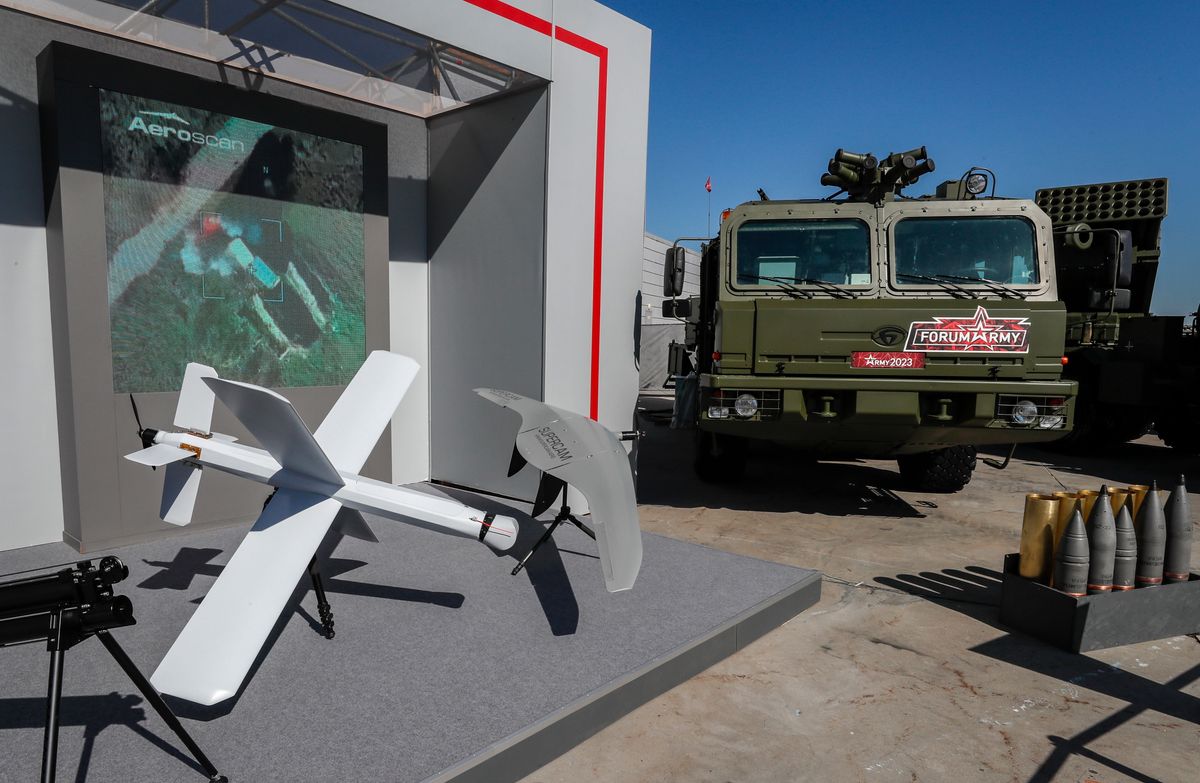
[665,148,1077,491]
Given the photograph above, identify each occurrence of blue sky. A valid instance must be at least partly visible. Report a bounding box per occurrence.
[604,0,1200,315]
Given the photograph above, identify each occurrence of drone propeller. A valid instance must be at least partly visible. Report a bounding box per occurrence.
[129,394,161,469]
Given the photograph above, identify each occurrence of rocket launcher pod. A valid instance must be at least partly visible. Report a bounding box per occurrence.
[1112,501,1137,591]
[1134,480,1166,587]
[1053,509,1089,597]
[1164,474,1193,584]
[1085,486,1116,594]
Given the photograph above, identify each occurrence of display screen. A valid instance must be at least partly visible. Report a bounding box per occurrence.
[99,89,366,393]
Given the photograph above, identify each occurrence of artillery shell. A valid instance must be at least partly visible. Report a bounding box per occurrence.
[1112,503,1137,591]
[1053,509,1089,597]
[1086,486,1116,594]
[1164,474,1193,584]
[1135,480,1166,587]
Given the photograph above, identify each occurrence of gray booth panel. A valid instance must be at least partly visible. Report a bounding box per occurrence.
[428,88,548,501]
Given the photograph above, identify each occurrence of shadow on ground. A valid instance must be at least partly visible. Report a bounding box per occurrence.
[874,564,1005,629]
[0,693,206,782]
[875,562,1200,783]
[636,415,926,518]
[972,636,1200,783]
[1000,438,1200,491]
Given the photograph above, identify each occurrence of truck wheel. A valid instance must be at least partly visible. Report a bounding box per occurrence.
[897,446,977,493]
[694,432,747,483]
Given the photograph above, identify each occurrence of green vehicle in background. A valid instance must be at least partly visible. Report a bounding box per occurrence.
[663,147,1077,491]
[1035,178,1200,452]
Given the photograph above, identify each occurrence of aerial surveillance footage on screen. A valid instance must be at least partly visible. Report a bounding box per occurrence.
[99,89,366,393]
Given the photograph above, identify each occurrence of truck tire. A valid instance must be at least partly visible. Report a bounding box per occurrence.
[897,446,977,493]
[694,431,747,483]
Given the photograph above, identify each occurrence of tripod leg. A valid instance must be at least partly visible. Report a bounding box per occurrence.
[511,516,563,577]
[95,631,227,783]
[308,557,334,639]
[568,515,597,541]
[41,611,65,783]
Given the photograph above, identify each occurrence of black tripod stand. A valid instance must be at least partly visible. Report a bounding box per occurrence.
[0,558,227,782]
[511,487,596,577]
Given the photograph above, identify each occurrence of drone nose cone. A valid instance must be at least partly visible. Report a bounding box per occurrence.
[482,514,519,551]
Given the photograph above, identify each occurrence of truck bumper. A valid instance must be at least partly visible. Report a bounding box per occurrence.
[698,374,1077,456]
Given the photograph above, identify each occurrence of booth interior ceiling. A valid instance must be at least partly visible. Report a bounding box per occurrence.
[7,0,543,116]
[101,88,367,393]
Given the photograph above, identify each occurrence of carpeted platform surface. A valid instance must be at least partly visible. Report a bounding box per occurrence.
[0,487,817,782]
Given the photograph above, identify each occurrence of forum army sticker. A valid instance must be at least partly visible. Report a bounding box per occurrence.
[904,307,1030,353]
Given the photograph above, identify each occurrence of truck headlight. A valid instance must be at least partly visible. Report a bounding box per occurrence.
[1011,399,1039,425]
[734,394,759,418]
[1038,415,1064,429]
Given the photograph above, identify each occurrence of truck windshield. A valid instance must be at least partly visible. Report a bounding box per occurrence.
[893,217,1038,286]
[736,219,870,288]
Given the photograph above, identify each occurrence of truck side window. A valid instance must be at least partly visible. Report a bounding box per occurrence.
[735,220,869,286]
[894,217,1038,285]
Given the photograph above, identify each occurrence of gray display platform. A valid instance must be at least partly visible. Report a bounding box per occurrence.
[0,490,820,782]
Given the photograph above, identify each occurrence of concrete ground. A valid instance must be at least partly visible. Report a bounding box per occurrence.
[522,400,1200,783]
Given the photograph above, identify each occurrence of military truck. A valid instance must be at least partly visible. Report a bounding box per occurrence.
[1035,178,1200,452]
[663,147,1077,491]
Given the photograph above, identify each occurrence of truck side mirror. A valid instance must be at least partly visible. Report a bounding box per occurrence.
[662,298,691,319]
[663,246,686,297]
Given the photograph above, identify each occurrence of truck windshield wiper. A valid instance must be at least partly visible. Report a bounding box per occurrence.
[789,277,859,299]
[739,275,813,299]
[741,275,858,299]
[895,272,980,299]
[934,274,1027,300]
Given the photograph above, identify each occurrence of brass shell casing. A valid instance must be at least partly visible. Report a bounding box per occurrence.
[1076,489,1101,523]
[1126,485,1151,519]
[1019,494,1060,583]
[1109,488,1133,516]
[1053,492,1085,544]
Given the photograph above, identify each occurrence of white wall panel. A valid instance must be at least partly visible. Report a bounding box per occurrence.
[0,225,65,549]
[542,41,601,422]
[389,260,430,484]
[543,0,651,434]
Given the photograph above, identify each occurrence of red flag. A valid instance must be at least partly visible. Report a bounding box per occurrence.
[704,176,712,193]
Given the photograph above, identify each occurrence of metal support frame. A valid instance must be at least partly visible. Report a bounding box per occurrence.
[35,613,227,783]
[511,493,597,578]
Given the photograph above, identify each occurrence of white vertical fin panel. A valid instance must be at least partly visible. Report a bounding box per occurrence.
[0,225,64,550]
[160,461,202,526]
[389,261,430,485]
[173,362,216,433]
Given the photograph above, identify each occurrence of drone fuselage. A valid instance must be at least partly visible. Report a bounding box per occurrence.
[149,430,517,550]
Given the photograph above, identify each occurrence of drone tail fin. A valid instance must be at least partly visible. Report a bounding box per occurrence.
[174,362,218,434]
[160,461,203,526]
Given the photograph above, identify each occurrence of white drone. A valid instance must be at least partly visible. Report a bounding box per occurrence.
[125,351,641,706]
